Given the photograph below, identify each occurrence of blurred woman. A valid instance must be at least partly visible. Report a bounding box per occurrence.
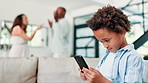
[8,14,42,57]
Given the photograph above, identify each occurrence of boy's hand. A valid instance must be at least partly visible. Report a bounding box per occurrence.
[82,67,103,83]
[78,68,87,81]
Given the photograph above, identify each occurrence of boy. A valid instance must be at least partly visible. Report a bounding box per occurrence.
[79,6,147,83]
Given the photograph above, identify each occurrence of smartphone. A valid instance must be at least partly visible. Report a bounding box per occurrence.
[74,55,89,70]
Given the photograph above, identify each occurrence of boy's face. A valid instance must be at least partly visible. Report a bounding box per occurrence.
[93,28,125,53]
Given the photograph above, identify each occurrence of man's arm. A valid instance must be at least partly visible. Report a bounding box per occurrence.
[48,19,53,28]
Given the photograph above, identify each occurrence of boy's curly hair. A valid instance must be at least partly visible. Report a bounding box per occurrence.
[86,6,131,33]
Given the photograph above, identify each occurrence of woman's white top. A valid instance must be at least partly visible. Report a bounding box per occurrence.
[8,26,29,57]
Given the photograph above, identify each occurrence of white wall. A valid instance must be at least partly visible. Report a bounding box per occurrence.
[0,0,52,27]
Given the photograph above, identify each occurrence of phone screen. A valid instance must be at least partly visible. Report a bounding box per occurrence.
[74,55,89,70]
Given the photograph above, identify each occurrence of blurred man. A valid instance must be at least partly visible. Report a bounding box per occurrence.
[48,7,70,58]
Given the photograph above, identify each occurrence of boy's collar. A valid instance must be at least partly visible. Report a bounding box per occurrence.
[106,44,134,53]
[117,44,134,52]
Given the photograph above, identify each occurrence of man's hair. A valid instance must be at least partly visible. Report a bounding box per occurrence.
[86,6,131,33]
[58,7,66,12]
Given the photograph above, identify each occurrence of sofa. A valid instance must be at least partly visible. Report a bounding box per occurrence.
[0,57,147,83]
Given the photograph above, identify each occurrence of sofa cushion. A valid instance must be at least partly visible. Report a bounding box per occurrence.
[37,57,99,83]
[0,57,37,83]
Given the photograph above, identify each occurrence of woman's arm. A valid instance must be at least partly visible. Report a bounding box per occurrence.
[20,25,42,41]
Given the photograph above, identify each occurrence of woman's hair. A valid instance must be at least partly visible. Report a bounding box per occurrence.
[11,14,27,33]
[86,6,131,33]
